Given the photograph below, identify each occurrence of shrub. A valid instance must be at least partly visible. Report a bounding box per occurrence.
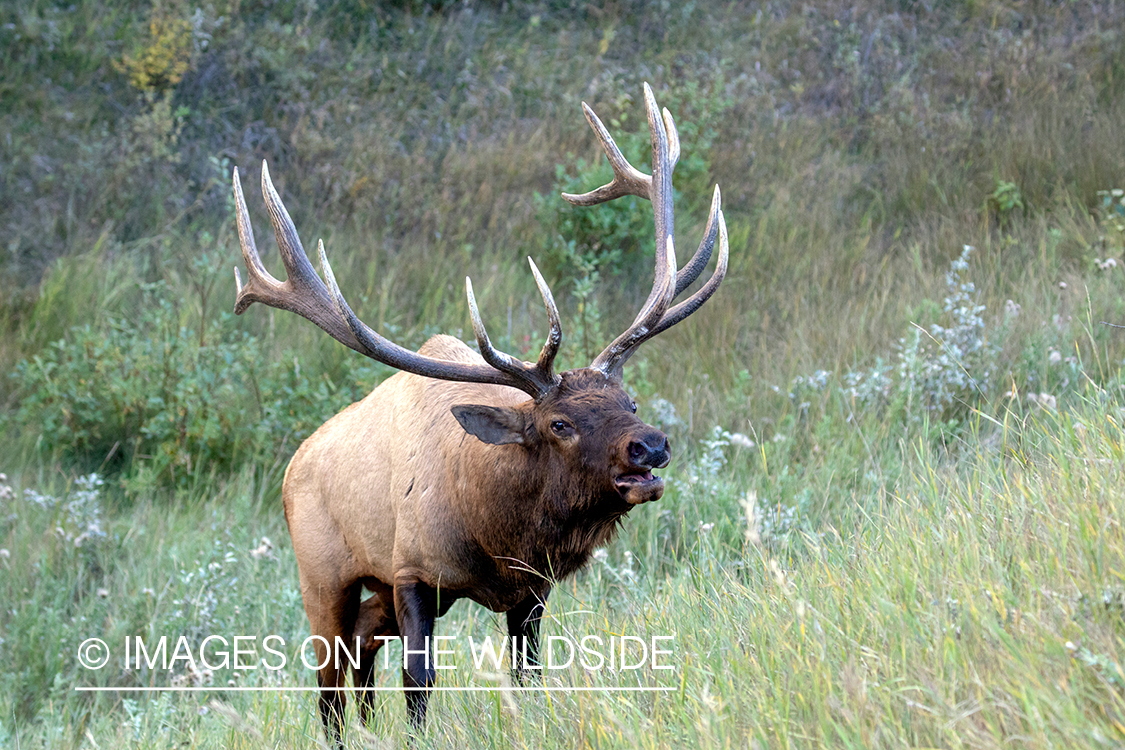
[845,245,996,421]
[10,295,260,486]
[989,180,1025,229]
[1095,188,1125,252]
[6,284,382,492]
[113,6,194,93]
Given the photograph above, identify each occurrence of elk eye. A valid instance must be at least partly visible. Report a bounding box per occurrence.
[550,420,571,435]
[630,401,638,413]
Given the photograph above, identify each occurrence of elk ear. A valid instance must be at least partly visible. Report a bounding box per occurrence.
[451,405,529,446]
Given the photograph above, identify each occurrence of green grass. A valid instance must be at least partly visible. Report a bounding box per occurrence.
[3,392,1124,748]
[3,0,1125,746]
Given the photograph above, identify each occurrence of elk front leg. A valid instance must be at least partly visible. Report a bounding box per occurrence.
[507,590,549,684]
[394,578,437,729]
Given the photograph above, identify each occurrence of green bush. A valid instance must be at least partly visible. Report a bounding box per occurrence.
[6,283,383,492]
[10,293,256,485]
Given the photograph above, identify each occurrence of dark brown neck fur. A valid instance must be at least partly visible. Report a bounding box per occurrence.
[468,443,633,589]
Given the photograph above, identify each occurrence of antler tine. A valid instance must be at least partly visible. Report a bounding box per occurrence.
[561,103,652,207]
[232,166,272,308]
[675,185,721,296]
[648,211,729,339]
[233,164,282,310]
[232,164,363,351]
[261,163,322,300]
[527,257,563,376]
[663,107,680,168]
[464,270,562,397]
[636,82,676,325]
[234,161,561,400]
[591,236,678,374]
[601,211,729,377]
[465,277,525,375]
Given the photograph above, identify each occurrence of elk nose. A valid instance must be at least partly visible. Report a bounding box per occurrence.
[627,434,671,469]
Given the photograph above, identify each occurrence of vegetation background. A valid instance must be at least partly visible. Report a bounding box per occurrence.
[2,0,1125,747]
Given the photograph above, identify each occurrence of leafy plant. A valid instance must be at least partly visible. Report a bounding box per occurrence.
[845,245,997,421]
[113,6,194,93]
[534,157,652,284]
[534,101,716,286]
[1095,188,1125,250]
[6,284,380,493]
[989,180,1025,228]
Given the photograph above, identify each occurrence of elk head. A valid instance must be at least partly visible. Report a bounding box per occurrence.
[452,367,671,506]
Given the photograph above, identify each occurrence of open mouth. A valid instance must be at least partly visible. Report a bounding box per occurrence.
[613,470,664,501]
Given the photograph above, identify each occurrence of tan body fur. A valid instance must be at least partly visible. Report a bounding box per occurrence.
[285,335,573,617]
[282,334,654,735]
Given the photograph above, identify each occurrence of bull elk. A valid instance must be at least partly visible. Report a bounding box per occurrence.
[231,83,728,742]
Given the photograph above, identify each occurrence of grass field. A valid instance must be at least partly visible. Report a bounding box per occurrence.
[2,0,1125,747]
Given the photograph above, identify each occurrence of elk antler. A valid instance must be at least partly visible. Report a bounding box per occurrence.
[563,83,729,377]
[232,162,561,399]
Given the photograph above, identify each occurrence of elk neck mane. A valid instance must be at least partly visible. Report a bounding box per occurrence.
[446,365,637,585]
[515,445,633,582]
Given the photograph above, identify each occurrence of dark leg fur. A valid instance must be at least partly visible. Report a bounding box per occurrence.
[394,580,438,729]
[308,582,361,749]
[507,591,549,684]
[351,583,397,728]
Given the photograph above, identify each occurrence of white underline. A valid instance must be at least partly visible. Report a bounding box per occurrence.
[75,686,675,693]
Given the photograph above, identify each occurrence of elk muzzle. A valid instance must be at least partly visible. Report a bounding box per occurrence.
[614,429,670,504]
